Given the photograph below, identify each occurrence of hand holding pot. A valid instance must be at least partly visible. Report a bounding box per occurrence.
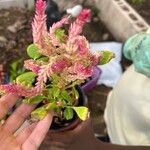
[0,94,52,150]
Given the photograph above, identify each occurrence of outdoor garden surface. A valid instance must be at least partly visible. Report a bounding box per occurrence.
[0,0,150,149]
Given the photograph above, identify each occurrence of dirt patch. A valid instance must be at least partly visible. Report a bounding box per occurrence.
[87,85,112,135]
[126,0,150,24]
[0,8,34,71]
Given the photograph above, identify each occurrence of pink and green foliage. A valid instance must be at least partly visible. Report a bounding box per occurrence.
[0,0,114,121]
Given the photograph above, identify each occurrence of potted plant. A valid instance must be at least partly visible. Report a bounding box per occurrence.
[0,0,114,130]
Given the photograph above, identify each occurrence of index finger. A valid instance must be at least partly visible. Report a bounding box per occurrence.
[0,94,18,119]
[23,113,53,149]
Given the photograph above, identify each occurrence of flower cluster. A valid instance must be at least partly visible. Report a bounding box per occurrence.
[0,0,114,121]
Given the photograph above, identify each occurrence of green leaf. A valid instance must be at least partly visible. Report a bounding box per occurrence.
[53,87,60,98]
[55,28,66,43]
[73,106,88,121]
[64,107,74,120]
[9,59,25,82]
[46,102,57,111]
[47,87,61,100]
[48,89,53,100]
[27,44,41,60]
[11,61,19,71]
[23,95,45,104]
[36,57,49,64]
[31,107,47,120]
[73,87,79,99]
[16,72,36,87]
[61,90,72,102]
[51,74,60,85]
[99,51,115,65]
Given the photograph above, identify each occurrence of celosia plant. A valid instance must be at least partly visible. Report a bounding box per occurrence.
[0,0,114,121]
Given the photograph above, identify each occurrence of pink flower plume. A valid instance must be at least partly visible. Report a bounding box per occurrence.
[35,64,53,93]
[68,9,91,39]
[49,17,69,46]
[73,63,93,80]
[77,9,91,23]
[32,0,47,47]
[35,0,46,15]
[0,84,38,97]
[24,60,41,74]
[51,59,68,73]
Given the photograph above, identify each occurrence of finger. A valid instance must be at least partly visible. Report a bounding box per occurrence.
[23,113,53,149]
[16,122,37,145]
[0,94,18,119]
[3,103,35,134]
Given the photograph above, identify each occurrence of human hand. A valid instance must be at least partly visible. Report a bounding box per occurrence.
[0,93,53,150]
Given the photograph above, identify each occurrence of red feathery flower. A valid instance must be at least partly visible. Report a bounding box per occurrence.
[68,9,91,40]
[24,60,41,74]
[51,59,68,73]
[0,83,38,97]
[77,9,91,23]
[32,0,47,47]
[49,17,69,46]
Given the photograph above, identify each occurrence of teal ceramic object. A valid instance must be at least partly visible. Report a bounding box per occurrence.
[123,33,150,77]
